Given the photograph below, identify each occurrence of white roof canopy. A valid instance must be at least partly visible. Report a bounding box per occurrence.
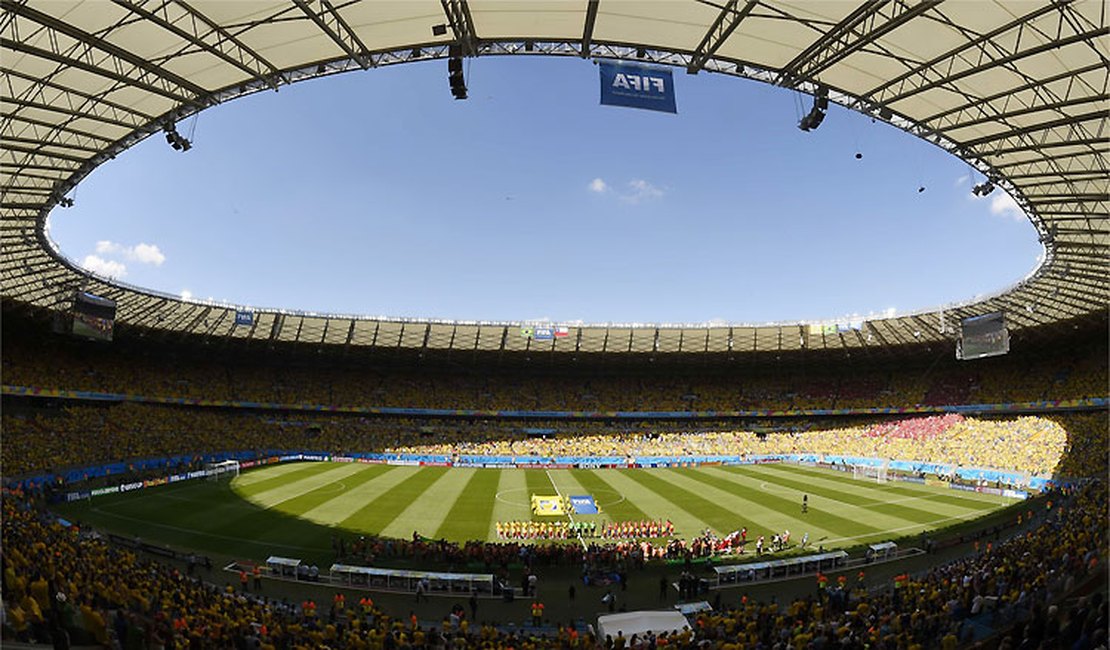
[2,1,1106,356]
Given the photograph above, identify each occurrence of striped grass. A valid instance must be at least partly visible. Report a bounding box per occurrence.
[336,466,448,532]
[53,462,1013,566]
[438,469,501,541]
[379,467,475,539]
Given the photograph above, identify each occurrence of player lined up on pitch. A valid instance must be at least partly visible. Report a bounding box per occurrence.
[496,521,596,540]
[600,519,675,539]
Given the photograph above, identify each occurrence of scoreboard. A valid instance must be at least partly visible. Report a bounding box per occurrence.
[71,292,117,341]
[957,312,1009,360]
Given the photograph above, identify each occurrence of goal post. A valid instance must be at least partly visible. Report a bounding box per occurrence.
[852,462,888,484]
[205,460,240,481]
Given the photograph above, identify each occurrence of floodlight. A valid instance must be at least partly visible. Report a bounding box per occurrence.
[971,182,995,196]
[797,87,828,132]
[448,44,467,100]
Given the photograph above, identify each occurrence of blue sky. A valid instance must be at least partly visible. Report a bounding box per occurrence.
[48,56,1042,325]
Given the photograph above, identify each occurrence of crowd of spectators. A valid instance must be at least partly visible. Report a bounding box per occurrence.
[1050,413,1108,480]
[344,524,789,570]
[681,479,1107,649]
[3,486,594,649]
[861,414,963,440]
[787,415,1072,479]
[336,528,697,579]
[3,320,1106,647]
[3,477,1104,649]
[4,324,1106,413]
[4,399,1104,482]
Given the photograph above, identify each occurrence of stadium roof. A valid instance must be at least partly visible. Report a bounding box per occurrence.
[2,1,1107,356]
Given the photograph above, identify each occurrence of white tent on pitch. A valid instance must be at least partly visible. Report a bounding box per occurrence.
[597,610,690,641]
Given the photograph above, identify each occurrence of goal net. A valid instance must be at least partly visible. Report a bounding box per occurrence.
[852,462,888,484]
[205,460,240,481]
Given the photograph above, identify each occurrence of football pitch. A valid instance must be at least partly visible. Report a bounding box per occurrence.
[56,462,1014,565]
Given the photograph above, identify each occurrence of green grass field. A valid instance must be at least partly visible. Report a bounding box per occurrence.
[55,462,1014,566]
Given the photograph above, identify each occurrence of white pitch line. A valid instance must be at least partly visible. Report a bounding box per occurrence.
[545,469,587,550]
[756,480,990,510]
[494,487,532,506]
[818,509,990,545]
[89,507,329,553]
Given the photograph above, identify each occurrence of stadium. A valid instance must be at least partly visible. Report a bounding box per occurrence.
[2,2,1108,649]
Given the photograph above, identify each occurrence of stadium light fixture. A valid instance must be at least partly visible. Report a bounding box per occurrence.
[798,86,828,132]
[448,43,467,100]
[163,125,191,153]
[971,181,995,196]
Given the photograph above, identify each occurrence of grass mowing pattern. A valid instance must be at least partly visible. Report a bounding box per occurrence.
[742,464,950,522]
[296,465,395,525]
[54,462,1013,566]
[337,467,447,533]
[379,467,475,539]
[234,462,330,493]
[772,464,1003,510]
[568,469,651,522]
[690,467,884,536]
[437,469,501,541]
[621,469,750,534]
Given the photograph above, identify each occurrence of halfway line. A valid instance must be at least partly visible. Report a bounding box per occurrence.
[546,470,587,550]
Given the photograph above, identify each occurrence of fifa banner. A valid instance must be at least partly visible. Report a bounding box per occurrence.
[531,495,566,516]
[569,495,599,515]
[521,326,570,340]
[599,61,677,114]
[235,310,254,326]
[809,322,863,336]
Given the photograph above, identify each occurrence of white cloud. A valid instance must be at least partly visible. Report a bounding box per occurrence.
[989,193,1025,220]
[620,179,665,204]
[94,240,166,265]
[131,243,166,265]
[81,255,127,278]
[590,177,666,204]
[954,174,969,186]
[180,289,193,300]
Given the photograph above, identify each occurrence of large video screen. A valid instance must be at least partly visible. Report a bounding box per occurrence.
[71,292,116,341]
[957,312,1009,360]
